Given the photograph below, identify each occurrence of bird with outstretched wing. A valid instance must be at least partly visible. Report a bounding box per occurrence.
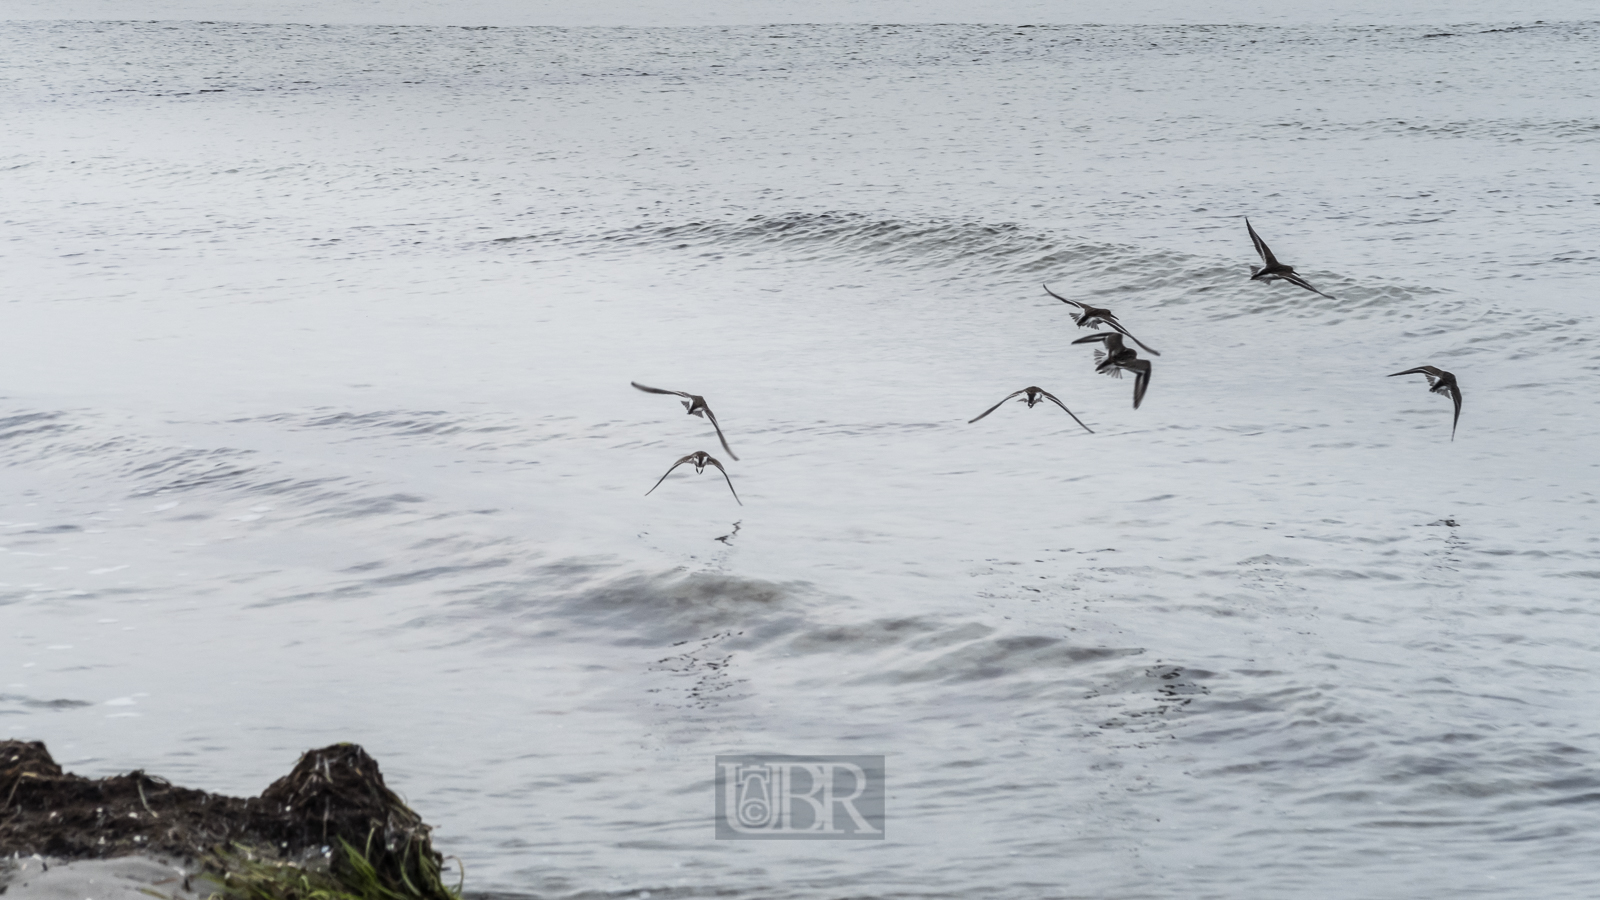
[1042,284,1160,356]
[969,386,1094,433]
[645,451,741,504]
[1072,332,1153,410]
[1245,218,1334,299]
[1388,365,1462,440]
[631,382,738,460]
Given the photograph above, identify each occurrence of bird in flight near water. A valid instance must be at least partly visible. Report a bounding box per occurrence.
[968,386,1094,433]
[1388,366,1462,440]
[646,451,742,504]
[1245,218,1334,299]
[1042,285,1160,356]
[631,382,739,460]
[1072,332,1153,409]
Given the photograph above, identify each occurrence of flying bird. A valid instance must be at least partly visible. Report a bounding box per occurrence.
[1072,332,1152,409]
[1245,218,1334,299]
[631,382,738,460]
[1042,285,1160,356]
[968,386,1094,433]
[1388,366,1462,440]
[646,451,742,504]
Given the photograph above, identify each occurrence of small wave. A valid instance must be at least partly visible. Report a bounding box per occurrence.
[1297,117,1600,142]
[497,211,1463,326]
[850,628,1144,686]
[498,212,1127,283]
[127,447,258,495]
[0,692,95,711]
[0,412,73,444]
[252,556,516,609]
[0,408,511,532]
[497,211,1600,364]
[241,408,523,439]
[419,566,802,647]
[429,566,1167,704]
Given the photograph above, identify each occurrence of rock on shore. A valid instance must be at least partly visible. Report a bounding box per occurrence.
[1,740,454,900]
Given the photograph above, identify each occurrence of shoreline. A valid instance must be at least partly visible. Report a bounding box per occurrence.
[1,855,211,900]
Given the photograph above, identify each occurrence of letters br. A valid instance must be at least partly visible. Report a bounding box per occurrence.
[714,755,886,840]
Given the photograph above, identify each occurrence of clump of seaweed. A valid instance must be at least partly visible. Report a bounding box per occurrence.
[205,835,461,900]
[250,744,455,900]
[1,739,252,860]
[1,740,460,900]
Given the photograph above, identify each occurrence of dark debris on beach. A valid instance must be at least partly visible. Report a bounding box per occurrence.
[1,740,454,900]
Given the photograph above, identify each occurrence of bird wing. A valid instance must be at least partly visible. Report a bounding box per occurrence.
[1095,350,1123,377]
[701,405,739,461]
[1447,381,1462,441]
[968,389,1027,424]
[701,454,743,505]
[1278,270,1334,300]
[645,453,699,495]
[1126,360,1152,409]
[1104,319,1161,356]
[1246,217,1278,267]
[1042,284,1086,310]
[1390,368,1460,439]
[1071,332,1115,346]
[1038,389,1095,434]
[632,381,691,399]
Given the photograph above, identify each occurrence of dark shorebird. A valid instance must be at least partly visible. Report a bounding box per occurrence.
[1072,332,1152,409]
[1042,285,1160,356]
[631,382,738,460]
[969,386,1094,433]
[646,451,742,504]
[1389,366,1462,440]
[1245,218,1334,299]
